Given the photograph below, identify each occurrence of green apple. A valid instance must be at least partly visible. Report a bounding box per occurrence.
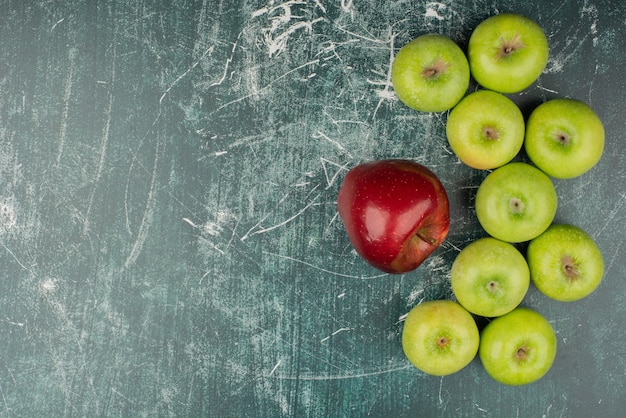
[451,237,530,317]
[475,162,557,243]
[527,224,604,302]
[446,90,525,169]
[479,307,557,385]
[468,14,549,93]
[524,99,605,179]
[392,34,470,112]
[402,300,479,376]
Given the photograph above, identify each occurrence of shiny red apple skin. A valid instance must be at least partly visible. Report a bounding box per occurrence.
[337,159,450,273]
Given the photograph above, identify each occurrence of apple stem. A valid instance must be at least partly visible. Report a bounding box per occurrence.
[482,126,500,140]
[554,131,571,146]
[437,336,449,348]
[497,33,526,60]
[561,255,580,280]
[508,197,525,214]
[415,231,438,246]
[421,58,449,80]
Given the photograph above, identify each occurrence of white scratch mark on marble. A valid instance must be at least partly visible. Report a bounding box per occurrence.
[208,31,243,88]
[0,379,9,415]
[581,0,599,46]
[241,193,320,240]
[340,0,354,15]
[541,403,553,418]
[406,288,424,305]
[424,2,447,20]
[269,360,282,376]
[182,217,199,228]
[537,85,559,95]
[594,193,625,240]
[333,23,389,45]
[255,1,325,57]
[438,376,444,403]
[84,42,116,235]
[475,403,488,413]
[370,29,396,119]
[320,158,350,189]
[124,133,162,270]
[213,59,320,113]
[0,240,29,271]
[263,250,388,279]
[50,17,65,32]
[268,364,414,380]
[320,327,352,342]
[312,131,349,154]
[313,0,326,14]
[55,48,76,165]
[198,236,225,255]
[160,45,214,104]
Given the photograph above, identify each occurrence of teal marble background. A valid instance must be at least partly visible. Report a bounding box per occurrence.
[0,0,624,416]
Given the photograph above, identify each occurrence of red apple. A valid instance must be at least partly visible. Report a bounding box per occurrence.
[337,159,450,273]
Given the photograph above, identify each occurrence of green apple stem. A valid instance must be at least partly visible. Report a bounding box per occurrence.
[497,33,526,59]
[422,58,449,80]
[515,345,530,362]
[487,281,499,293]
[561,255,580,280]
[482,126,500,140]
[509,197,525,214]
[437,336,449,348]
[553,131,571,146]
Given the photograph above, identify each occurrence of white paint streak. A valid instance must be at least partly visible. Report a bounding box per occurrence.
[320,158,350,189]
[84,42,116,235]
[257,1,325,57]
[0,240,29,271]
[56,48,76,165]
[424,2,447,20]
[263,250,388,279]
[406,288,424,305]
[594,193,625,239]
[160,45,214,103]
[208,31,243,89]
[320,327,352,342]
[312,132,348,154]
[124,134,162,270]
[241,193,320,240]
[269,364,414,380]
[213,59,320,113]
[269,360,282,376]
[370,30,396,119]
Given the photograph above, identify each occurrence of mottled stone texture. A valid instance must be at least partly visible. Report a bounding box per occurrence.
[0,0,624,417]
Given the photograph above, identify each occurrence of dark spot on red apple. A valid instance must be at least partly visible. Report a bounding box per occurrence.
[561,255,580,280]
[482,126,500,140]
[497,33,526,60]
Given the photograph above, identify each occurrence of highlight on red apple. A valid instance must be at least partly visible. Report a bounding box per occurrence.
[337,159,450,274]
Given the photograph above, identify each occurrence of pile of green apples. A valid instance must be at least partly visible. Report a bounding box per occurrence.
[337,13,606,386]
